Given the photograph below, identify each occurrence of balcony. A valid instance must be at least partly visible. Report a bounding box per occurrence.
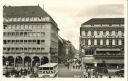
[94,53,124,58]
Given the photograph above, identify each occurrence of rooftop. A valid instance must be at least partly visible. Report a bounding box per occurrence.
[82,18,124,25]
[3,5,48,17]
[3,5,58,28]
[39,63,58,67]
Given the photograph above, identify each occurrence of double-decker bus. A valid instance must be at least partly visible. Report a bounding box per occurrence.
[38,63,58,78]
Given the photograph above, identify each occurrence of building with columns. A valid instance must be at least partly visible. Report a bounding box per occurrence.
[3,5,59,70]
[80,18,124,70]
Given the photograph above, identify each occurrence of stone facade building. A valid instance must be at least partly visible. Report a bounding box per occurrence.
[80,18,124,70]
[3,5,59,70]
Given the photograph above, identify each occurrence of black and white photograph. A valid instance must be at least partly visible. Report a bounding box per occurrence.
[1,0,127,80]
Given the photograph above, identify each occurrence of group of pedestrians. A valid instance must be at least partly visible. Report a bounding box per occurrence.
[4,68,30,77]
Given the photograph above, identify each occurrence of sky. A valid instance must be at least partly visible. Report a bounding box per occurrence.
[1,0,124,50]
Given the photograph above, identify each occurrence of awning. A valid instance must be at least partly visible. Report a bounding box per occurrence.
[96,48,120,51]
[83,59,124,64]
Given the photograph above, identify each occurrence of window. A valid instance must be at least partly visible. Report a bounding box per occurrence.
[106,39,109,45]
[100,39,103,45]
[37,32,40,36]
[20,32,23,36]
[29,25,32,29]
[22,18,25,21]
[16,32,19,36]
[33,32,36,36]
[94,39,97,45]
[17,17,21,21]
[112,39,115,45]
[12,40,15,44]
[25,25,28,29]
[16,48,19,50]
[88,39,91,45]
[7,48,10,51]
[37,40,40,44]
[20,47,23,51]
[3,48,6,50]
[33,17,38,21]
[118,31,122,36]
[24,32,27,36]
[99,31,103,36]
[111,31,115,36]
[3,25,7,29]
[82,31,85,36]
[87,31,91,36]
[28,48,31,51]
[118,39,122,45]
[24,48,27,51]
[37,48,40,51]
[20,40,23,43]
[13,18,17,21]
[41,48,44,50]
[16,40,19,44]
[21,25,24,29]
[30,17,33,21]
[28,40,32,43]
[11,48,14,51]
[24,40,27,43]
[3,40,6,44]
[12,32,15,36]
[33,40,36,43]
[41,40,45,43]
[16,25,20,29]
[26,17,29,21]
[94,31,97,36]
[41,32,45,36]
[3,32,6,36]
[106,31,109,36]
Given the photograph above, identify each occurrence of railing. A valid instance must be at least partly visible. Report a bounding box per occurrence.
[94,53,124,57]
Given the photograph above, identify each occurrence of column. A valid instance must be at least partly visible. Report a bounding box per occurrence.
[39,57,41,65]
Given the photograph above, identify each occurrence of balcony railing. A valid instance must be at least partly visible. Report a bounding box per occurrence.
[94,53,124,58]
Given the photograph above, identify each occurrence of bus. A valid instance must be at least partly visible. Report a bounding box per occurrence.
[38,63,58,78]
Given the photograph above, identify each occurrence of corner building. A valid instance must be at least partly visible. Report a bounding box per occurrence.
[80,18,124,70]
[3,6,59,69]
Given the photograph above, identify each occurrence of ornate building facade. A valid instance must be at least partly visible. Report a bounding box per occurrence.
[80,18,124,70]
[3,6,59,70]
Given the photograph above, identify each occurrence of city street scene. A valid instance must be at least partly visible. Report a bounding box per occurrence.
[2,0,125,78]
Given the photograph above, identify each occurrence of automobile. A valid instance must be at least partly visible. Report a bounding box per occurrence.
[115,69,124,77]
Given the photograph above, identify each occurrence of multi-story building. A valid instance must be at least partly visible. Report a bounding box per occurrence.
[58,37,76,63]
[3,5,59,69]
[80,18,124,70]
